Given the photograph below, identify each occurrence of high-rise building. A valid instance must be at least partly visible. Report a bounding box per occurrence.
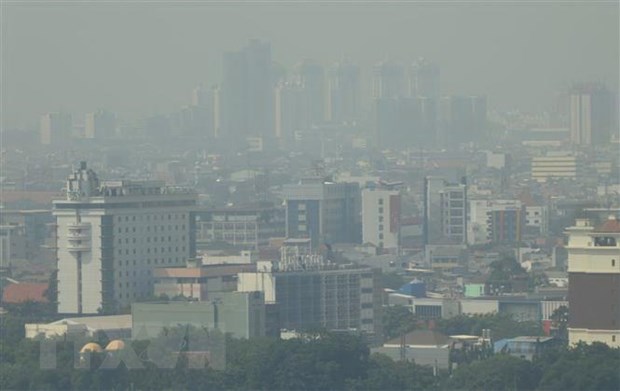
[424,177,467,246]
[237,249,382,339]
[373,96,438,149]
[362,187,401,251]
[409,58,440,99]
[85,110,116,139]
[53,162,197,314]
[221,39,274,142]
[439,95,487,146]
[282,177,361,247]
[274,81,308,147]
[372,60,406,99]
[565,216,620,347]
[569,83,617,146]
[40,112,72,145]
[295,59,326,125]
[327,60,360,124]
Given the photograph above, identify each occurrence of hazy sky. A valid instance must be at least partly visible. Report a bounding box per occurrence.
[2,2,618,129]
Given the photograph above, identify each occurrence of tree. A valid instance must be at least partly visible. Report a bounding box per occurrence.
[549,305,568,342]
[446,354,541,391]
[382,305,418,341]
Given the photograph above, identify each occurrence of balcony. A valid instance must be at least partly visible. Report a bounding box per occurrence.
[67,240,91,253]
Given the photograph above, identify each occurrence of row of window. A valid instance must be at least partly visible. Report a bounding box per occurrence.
[117,214,187,222]
[116,257,183,267]
[118,225,186,233]
[117,236,186,244]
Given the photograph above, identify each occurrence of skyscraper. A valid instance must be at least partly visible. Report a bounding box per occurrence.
[295,59,326,125]
[439,95,487,146]
[372,60,406,99]
[569,83,617,146]
[85,110,116,139]
[327,60,360,124]
[409,58,440,99]
[221,39,274,143]
[40,112,72,145]
[565,216,620,347]
[274,81,308,148]
[53,162,197,314]
[373,96,438,149]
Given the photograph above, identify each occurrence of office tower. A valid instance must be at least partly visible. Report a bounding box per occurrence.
[221,39,274,142]
[85,110,116,139]
[569,83,617,146]
[372,60,406,99]
[40,112,72,145]
[53,162,197,314]
[295,59,326,125]
[362,187,401,251]
[424,176,467,245]
[237,249,382,339]
[565,216,620,347]
[192,85,209,107]
[373,96,438,149]
[327,60,360,124]
[282,177,361,247]
[409,58,440,99]
[274,81,308,147]
[439,95,487,146]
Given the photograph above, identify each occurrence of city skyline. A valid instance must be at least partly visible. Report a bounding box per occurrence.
[2,3,618,128]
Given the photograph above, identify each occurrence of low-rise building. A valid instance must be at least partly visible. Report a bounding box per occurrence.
[237,247,382,339]
[153,263,256,300]
[25,314,132,340]
[132,291,268,340]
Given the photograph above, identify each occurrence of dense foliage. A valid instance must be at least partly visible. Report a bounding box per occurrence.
[436,312,543,341]
[1,307,619,390]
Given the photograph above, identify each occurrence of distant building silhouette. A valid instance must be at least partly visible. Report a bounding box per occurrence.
[327,59,360,124]
[569,82,617,146]
[40,112,72,145]
[221,39,274,143]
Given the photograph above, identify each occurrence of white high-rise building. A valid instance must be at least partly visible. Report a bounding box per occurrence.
[40,112,72,145]
[53,162,197,314]
[362,188,401,251]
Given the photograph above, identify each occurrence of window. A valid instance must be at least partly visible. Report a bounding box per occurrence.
[379,233,384,240]
[613,259,616,267]
[378,199,383,205]
[379,225,383,231]
[613,335,616,342]
[378,207,384,214]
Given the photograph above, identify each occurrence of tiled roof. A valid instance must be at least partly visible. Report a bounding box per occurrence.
[594,216,620,233]
[2,283,49,303]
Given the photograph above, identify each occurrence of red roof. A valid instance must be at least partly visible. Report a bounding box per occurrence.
[2,283,49,303]
[594,217,620,233]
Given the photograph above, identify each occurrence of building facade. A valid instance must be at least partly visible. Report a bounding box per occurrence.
[362,188,401,251]
[283,178,361,247]
[424,176,467,246]
[53,162,197,314]
[569,83,617,146]
[194,206,285,250]
[565,217,620,347]
[237,250,382,339]
[531,154,582,183]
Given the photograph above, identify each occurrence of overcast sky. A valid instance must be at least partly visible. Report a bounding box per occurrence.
[2,2,618,129]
